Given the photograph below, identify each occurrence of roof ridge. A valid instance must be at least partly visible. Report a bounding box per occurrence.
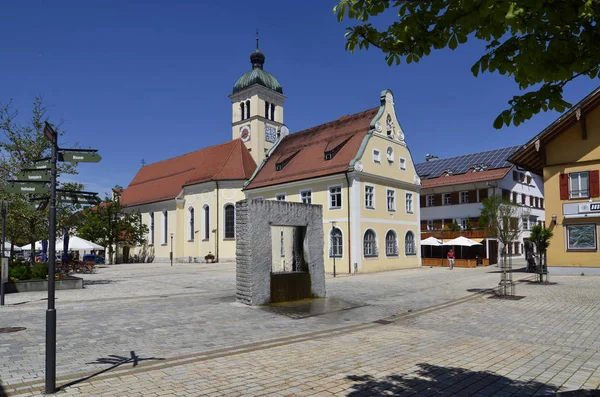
[143,140,236,168]
[129,168,195,186]
[285,107,378,141]
[212,139,242,180]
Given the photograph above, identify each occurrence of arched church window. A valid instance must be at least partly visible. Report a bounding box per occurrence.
[270,103,275,121]
[265,101,269,118]
[224,204,235,239]
[245,100,250,118]
[240,102,245,121]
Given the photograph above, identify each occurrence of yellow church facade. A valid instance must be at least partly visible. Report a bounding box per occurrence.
[120,45,422,273]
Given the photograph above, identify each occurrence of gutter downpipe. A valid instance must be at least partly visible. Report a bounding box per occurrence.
[216,181,219,263]
[345,172,352,274]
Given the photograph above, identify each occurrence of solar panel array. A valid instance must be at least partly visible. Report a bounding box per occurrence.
[415,146,521,179]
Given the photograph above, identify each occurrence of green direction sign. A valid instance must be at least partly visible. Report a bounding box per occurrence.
[15,171,50,182]
[60,152,102,163]
[27,201,48,211]
[33,162,51,170]
[5,183,50,195]
[59,194,100,205]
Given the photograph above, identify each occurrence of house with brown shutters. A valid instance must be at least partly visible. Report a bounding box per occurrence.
[509,87,600,274]
[416,146,545,264]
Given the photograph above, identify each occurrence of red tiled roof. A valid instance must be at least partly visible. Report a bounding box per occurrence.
[421,167,512,189]
[246,108,378,190]
[121,139,256,207]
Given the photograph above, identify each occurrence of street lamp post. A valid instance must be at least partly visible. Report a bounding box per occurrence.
[170,233,174,267]
[0,200,9,306]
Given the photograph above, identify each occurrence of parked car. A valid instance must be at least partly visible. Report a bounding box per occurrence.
[82,254,105,264]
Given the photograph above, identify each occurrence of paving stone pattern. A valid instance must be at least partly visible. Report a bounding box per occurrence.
[2,262,599,395]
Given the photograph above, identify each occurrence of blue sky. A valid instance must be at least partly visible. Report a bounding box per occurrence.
[1,1,596,197]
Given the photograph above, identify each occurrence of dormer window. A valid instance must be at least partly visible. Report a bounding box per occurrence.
[275,151,300,171]
[324,137,351,161]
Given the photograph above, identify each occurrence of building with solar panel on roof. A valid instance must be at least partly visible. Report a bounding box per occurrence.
[415,146,545,267]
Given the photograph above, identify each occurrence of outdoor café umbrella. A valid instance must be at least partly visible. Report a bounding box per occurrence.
[421,236,442,258]
[443,236,482,259]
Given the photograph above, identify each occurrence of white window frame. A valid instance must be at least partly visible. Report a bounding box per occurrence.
[426,195,435,207]
[275,193,286,201]
[460,219,468,230]
[427,220,434,231]
[385,229,399,257]
[405,230,416,256]
[522,217,529,231]
[569,171,590,198]
[223,203,236,239]
[386,188,396,212]
[399,157,407,170]
[364,184,375,209]
[363,229,378,258]
[148,212,154,245]
[300,189,312,204]
[203,204,210,241]
[405,192,413,213]
[187,206,195,242]
[329,184,343,210]
[443,193,451,206]
[161,209,168,245]
[329,227,344,258]
[459,191,469,204]
[372,149,381,163]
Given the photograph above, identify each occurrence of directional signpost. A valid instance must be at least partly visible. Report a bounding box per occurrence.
[16,170,50,182]
[5,182,50,195]
[0,121,102,393]
[59,152,102,163]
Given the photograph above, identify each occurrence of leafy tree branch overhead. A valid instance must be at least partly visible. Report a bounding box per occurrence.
[334,0,600,128]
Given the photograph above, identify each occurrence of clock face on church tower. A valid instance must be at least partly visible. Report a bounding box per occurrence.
[265,126,276,143]
[240,125,251,142]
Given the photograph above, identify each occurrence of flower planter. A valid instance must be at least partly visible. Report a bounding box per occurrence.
[5,276,83,293]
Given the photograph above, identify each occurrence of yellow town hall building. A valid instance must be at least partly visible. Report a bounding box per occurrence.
[120,45,422,273]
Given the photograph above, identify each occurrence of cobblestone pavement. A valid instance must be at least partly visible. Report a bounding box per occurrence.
[4,262,599,396]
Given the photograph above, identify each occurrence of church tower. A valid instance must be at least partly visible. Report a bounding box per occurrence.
[230,36,286,164]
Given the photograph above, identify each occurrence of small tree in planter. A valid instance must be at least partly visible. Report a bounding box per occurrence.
[529,225,553,283]
[204,252,215,263]
[480,195,522,296]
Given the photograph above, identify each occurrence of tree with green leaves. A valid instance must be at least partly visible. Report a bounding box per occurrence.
[334,0,600,128]
[0,97,81,262]
[529,224,553,282]
[479,194,522,295]
[76,188,147,264]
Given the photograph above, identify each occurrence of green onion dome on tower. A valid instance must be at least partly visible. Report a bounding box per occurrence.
[232,47,283,94]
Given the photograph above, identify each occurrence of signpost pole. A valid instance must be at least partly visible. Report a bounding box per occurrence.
[45,123,57,394]
[0,201,7,306]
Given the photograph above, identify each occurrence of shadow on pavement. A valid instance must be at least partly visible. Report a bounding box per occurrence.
[58,350,164,391]
[346,363,600,396]
[486,267,529,274]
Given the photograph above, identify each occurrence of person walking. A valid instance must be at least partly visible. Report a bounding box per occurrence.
[447,248,455,270]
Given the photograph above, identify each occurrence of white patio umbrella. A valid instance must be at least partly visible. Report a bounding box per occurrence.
[421,237,443,246]
[20,241,44,250]
[56,236,104,251]
[421,236,443,260]
[443,236,483,260]
[442,236,482,247]
[3,242,22,252]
